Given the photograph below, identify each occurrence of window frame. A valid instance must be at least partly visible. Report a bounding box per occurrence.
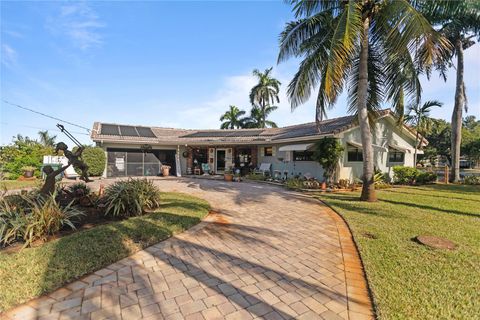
[388,148,405,164]
[293,150,314,161]
[264,146,273,157]
[347,145,363,162]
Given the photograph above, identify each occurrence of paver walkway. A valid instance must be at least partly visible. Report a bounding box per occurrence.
[4,178,373,320]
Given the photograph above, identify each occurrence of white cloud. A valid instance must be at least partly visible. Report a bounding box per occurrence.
[1,44,18,67]
[47,2,105,50]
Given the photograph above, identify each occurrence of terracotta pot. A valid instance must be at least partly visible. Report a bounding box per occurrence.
[224,173,233,182]
[162,167,170,176]
[23,170,34,178]
[321,182,327,190]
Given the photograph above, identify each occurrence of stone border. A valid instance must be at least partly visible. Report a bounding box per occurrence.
[319,201,376,320]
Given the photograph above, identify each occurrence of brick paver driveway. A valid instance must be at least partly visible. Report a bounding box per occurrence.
[5,178,373,320]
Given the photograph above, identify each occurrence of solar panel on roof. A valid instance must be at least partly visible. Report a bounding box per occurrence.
[136,127,156,138]
[101,124,120,135]
[119,125,139,137]
[182,130,264,138]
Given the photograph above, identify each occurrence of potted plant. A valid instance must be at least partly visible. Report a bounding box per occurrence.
[224,167,234,182]
[21,166,36,178]
[161,165,171,176]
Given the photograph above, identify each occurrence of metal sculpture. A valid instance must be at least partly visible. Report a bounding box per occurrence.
[39,164,71,196]
[55,124,92,182]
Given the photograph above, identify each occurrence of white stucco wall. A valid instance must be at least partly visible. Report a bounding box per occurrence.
[337,117,418,181]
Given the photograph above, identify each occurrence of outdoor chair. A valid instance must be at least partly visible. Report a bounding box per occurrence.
[254,163,271,176]
[201,163,211,175]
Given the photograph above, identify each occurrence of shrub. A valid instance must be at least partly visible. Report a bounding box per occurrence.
[103,179,161,217]
[312,138,344,183]
[0,193,83,247]
[286,178,304,189]
[245,174,266,181]
[393,166,420,185]
[416,171,437,184]
[464,175,480,185]
[74,146,106,176]
[68,183,91,197]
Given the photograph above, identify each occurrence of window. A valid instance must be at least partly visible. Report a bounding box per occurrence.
[388,148,405,163]
[347,145,363,162]
[293,151,314,161]
[264,147,273,156]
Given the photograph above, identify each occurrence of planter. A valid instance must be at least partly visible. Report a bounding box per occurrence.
[321,182,327,190]
[162,166,171,176]
[224,173,233,182]
[23,170,34,178]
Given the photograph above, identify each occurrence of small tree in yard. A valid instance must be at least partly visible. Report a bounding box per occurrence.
[312,138,344,184]
[73,146,106,177]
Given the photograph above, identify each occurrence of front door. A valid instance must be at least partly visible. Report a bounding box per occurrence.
[216,149,226,173]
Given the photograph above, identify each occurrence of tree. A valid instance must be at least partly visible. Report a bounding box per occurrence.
[279,0,449,201]
[220,105,247,129]
[249,67,281,128]
[419,0,480,181]
[423,119,451,164]
[38,130,57,147]
[312,138,344,184]
[244,105,278,128]
[405,100,443,165]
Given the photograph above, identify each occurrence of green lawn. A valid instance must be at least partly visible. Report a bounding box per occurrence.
[0,180,40,191]
[315,184,480,319]
[0,192,210,312]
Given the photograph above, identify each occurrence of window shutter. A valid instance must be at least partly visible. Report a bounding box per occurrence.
[260,147,265,157]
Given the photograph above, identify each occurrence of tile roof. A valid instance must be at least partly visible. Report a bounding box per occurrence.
[91,109,393,145]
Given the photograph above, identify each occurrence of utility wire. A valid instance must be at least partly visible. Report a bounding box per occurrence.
[2,100,91,132]
[1,122,90,136]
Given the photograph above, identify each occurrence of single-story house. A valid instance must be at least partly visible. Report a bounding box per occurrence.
[90,109,425,181]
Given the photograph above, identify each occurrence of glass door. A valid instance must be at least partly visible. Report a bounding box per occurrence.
[216,149,226,173]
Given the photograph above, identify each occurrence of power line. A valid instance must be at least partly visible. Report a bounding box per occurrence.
[0,122,90,136]
[2,100,91,132]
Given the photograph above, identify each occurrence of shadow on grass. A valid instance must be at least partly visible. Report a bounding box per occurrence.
[380,199,480,218]
[382,188,480,202]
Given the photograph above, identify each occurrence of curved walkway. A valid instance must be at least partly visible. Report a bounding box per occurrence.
[5,178,373,320]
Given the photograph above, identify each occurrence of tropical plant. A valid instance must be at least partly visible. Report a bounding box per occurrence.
[38,130,57,147]
[279,0,449,201]
[249,67,281,128]
[68,183,91,196]
[312,138,344,184]
[244,105,278,128]
[418,0,480,182]
[104,179,161,217]
[0,136,54,179]
[220,105,247,129]
[393,166,420,185]
[405,100,443,165]
[0,192,83,247]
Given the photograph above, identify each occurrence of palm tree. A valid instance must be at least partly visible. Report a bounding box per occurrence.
[279,0,449,201]
[405,100,443,165]
[419,1,480,182]
[219,105,247,129]
[38,130,56,147]
[249,67,281,128]
[244,105,278,128]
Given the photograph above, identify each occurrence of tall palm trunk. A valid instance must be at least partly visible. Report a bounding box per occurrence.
[414,130,420,166]
[450,37,464,182]
[358,17,377,202]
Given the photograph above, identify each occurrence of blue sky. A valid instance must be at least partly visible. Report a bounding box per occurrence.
[1,1,479,145]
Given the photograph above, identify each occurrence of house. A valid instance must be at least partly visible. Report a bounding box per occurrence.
[90,109,425,181]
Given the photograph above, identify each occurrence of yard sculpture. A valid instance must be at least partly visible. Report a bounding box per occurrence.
[55,124,92,183]
[39,163,71,196]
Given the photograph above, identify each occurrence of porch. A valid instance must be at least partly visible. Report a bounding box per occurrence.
[185,146,258,176]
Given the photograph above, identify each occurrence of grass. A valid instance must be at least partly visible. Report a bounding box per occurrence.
[0,192,210,312]
[0,180,40,191]
[314,184,480,319]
